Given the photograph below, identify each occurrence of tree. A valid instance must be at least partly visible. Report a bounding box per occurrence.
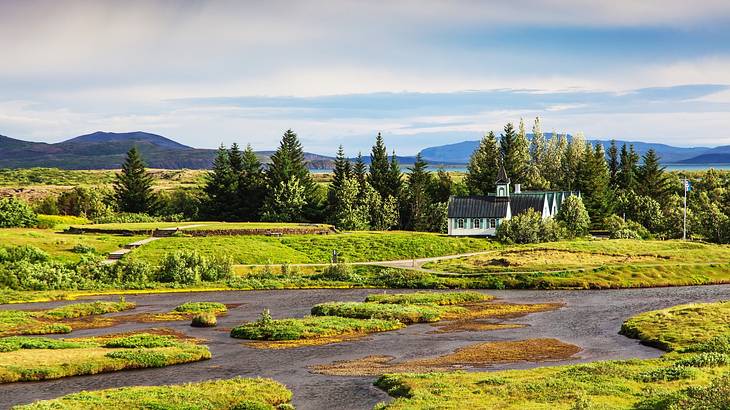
[542,132,565,189]
[204,146,236,220]
[576,143,613,224]
[562,132,586,191]
[369,132,391,199]
[465,131,500,195]
[608,140,619,187]
[430,168,455,203]
[530,117,546,165]
[405,153,432,231]
[496,209,565,244]
[501,121,530,185]
[637,149,670,203]
[557,195,590,237]
[388,150,403,200]
[618,144,640,192]
[237,145,265,220]
[330,177,369,230]
[114,147,156,214]
[263,130,317,221]
[327,145,353,225]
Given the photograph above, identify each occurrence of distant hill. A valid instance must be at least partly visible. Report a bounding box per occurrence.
[678,145,730,164]
[0,132,335,170]
[419,133,714,164]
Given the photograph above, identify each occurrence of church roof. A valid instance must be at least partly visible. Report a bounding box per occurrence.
[509,193,545,215]
[447,196,509,218]
[496,165,510,184]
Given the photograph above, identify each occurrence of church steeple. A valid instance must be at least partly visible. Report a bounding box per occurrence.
[496,165,510,198]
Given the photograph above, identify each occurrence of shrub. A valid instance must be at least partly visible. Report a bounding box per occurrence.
[496,210,565,244]
[113,258,154,285]
[71,243,96,254]
[56,186,114,219]
[156,250,232,284]
[0,245,50,263]
[191,312,217,327]
[315,263,362,282]
[634,365,697,382]
[35,214,90,229]
[636,375,730,410]
[682,334,730,354]
[557,195,590,237]
[93,212,159,224]
[674,352,730,367]
[201,254,233,282]
[371,268,437,288]
[0,197,37,228]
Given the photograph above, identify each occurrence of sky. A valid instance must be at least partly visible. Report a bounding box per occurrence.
[2,0,730,155]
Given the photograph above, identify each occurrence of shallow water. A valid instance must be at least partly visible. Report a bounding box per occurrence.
[2,285,729,409]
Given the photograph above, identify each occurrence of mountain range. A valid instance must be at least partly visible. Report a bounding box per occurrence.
[0,131,728,170]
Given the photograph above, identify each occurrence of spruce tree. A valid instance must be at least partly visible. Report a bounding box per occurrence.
[465,131,500,195]
[238,145,265,221]
[405,153,431,230]
[114,147,156,214]
[576,143,612,224]
[608,140,619,187]
[618,143,639,192]
[637,149,670,203]
[388,150,403,199]
[530,117,546,166]
[204,145,236,219]
[262,129,316,221]
[368,133,391,199]
[500,121,530,185]
[327,145,353,224]
[562,132,586,191]
[353,152,368,196]
[228,143,243,175]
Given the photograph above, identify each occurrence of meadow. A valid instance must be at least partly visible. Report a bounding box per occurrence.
[375,301,730,409]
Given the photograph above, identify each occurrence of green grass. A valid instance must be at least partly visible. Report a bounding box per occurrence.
[230,315,404,340]
[375,300,730,409]
[620,301,730,351]
[311,302,447,324]
[0,300,135,336]
[0,333,210,383]
[131,231,493,264]
[173,301,227,314]
[364,291,490,305]
[0,228,145,262]
[14,377,292,410]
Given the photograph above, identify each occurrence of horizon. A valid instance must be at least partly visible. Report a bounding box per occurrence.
[2,1,730,155]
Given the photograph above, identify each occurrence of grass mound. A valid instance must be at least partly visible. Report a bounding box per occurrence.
[42,301,136,319]
[311,302,444,324]
[13,377,292,409]
[231,315,403,341]
[364,291,490,305]
[0,332,209,383]
[620,301,730,351]
[173,301,227,314]
[191,312,217,327]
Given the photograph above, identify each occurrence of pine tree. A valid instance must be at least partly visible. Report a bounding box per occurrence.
[430,168,454,203]
[501,121,530,185]
[465,131,500,195]
[618,143,639,192]
[204,145,236,219]
[262,129,316,221]
[576,143,612,224]
[238,144,265,221]
[608,140,619,187]
[228,143,243,175]
[530,117,546,166]
[388,150,403,199]
[353,152,367,197]
[637,149,670,203]
[114,147,156,213]
[405,153,432,230]
[368,133,391,198]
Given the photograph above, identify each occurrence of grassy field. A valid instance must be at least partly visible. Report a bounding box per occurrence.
[14,377,292,409]
[0,300,136,336]
[375,301,730,409]
[70,221,332,232]
[131,231,493,264]
[0,333,209,383]
[0,228,144,262]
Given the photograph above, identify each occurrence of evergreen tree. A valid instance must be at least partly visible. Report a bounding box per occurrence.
[388,150,403,199]
[557,195,590,237]
[327,145,353,224]
[576,143,612,224]
[618,143,639,192]
[542,132,565,189]
[238,145,265,220]
[465,131,500,195]
[204,145,236,220]
[608,140,619,187]
[562,132,586,191]
[228,143,243,175]
[501,121,530,184]
[262,129,317,221]
[114,147,156,213]
[405,153,432,231]
[430,168,454,203]
[637,149,670,203]
[352,152,368,197]
[368,132,391,199]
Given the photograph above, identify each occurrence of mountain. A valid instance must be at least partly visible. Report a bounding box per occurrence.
[419,133,713,164]
[0,132,335,170]
[679,145,730,164]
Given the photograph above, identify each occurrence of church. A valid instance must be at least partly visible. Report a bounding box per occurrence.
[447,166,578,236]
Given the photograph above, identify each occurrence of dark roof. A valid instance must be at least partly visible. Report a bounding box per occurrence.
[496,165,510,183]
[509,193,545,215]
[448,196,509,218]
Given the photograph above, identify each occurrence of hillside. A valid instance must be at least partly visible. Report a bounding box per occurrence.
[419,133,713,164]
[679,145,730,164]
[0,132,335,170]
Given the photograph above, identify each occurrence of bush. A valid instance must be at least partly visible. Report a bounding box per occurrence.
[71,243,96,254]
[496,210,565,244]
[35,214,90,229]
[557,195,590,237]
[56,186,114,219]
[191,312,217,327]
[0,245,50,263]
[0,197,37,228]
[674,352,730,367]
[315,263,362,283]
[156,250,232,284]
[93,212,159,224]
[113,258,155,285]
[371,268,437,288]
[682,334,730,354]
[635,365,697,382]
[636,375,730,410]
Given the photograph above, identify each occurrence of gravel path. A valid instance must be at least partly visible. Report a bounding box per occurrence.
[2,285,729,409]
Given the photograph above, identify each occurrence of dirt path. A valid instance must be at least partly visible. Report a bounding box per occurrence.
[2,285,730,409]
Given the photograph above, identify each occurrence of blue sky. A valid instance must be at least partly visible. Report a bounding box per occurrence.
[1,0,730,155]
